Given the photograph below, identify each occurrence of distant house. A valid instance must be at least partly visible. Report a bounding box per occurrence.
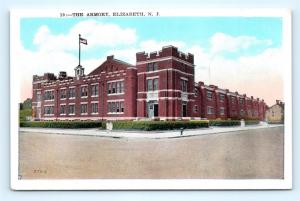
[265,100,284,123]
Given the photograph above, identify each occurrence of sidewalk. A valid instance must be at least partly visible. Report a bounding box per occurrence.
[19,124,284,139]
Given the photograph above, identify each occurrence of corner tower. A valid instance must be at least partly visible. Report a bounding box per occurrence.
[136,45,195,120]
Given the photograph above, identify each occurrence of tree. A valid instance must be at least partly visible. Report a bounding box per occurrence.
[22,98,32,109]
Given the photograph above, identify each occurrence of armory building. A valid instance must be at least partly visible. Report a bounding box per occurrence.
[32,46,267,121]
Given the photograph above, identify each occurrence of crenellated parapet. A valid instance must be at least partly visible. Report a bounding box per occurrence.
[136,45,194,64]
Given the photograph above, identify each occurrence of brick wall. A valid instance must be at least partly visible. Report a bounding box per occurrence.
[32,46,267,121]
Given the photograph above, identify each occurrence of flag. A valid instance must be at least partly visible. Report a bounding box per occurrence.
[80,37,88,45]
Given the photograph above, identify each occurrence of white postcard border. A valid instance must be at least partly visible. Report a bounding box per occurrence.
[10,8,292,190]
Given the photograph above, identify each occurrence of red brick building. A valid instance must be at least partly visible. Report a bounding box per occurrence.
[136,46,195,120]
[32,46,267,121]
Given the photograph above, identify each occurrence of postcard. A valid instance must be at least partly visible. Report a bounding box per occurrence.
[10,8,292,190]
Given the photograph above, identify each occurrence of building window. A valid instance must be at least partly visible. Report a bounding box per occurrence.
[36,92,41,102]
[153,78,159,91]
[108,83,111,94]
[111,102,116,112]
[91,84,99,97]
[117,81,124,93]
[120,82,124,93]
[69,88,76,99]
[117,82,121,93]
[107,81,124,94]
[91,103,98,114]
[116,102,120,112]
[44,90,54,100]
[183,64,187,71]
[120,102,124,112]
[231,96,235,103]
[147,63,153,71]
[60,89,67,99]
[60,105,66,115]
[80,104,88,114]
[112,82,116,93]
[207,91,213,100]
[239,98,244,104]
[194,88,198,97]
[44,106,54,115]
[147,79,153,91]
[248,110,251,116]
[147,62,158,72]
[180,79,188,92]
[207,106,214,115]
[147,78,159,91]
[107,101,124,113]
[81,86,88,97]
[68,105,75,115]
[193,105,198,113]
[219,94,225,102]
[220,107,225,115]
[153,63,158,71]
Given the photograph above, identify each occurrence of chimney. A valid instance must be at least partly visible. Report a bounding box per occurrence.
[107,55,114,60]
[44,73,56,81]
[58,71,67,80]
[198,81,204,86]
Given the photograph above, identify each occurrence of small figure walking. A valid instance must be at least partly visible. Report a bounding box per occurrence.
[180,127,184,136]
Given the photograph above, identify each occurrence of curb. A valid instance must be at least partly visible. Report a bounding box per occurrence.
[19,125,284,139]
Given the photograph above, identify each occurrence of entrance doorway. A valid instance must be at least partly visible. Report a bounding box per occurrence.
[147,101,158,118]
[182,102,187,117]
[154,104,158,117]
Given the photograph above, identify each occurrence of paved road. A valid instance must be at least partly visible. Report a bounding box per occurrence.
[19,126,284,179]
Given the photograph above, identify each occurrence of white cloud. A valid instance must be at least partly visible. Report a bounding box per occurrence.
[33,25,50,45]
[106,48,137,64]
[105,39,187,65]
[139,39,186,53]
[202,47,283,105]
[33,20,137,52]
[210,32,272,54]
[19,20,138,101]
[17,40,103,102]
[70,20,137,47]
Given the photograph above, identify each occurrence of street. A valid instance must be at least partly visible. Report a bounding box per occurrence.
[19,126,284,179]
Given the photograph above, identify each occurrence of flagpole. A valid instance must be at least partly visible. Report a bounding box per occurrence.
[79,34,81,66]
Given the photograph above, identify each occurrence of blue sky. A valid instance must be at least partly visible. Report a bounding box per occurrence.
[21,17,282,60]
[19,16,284,105]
